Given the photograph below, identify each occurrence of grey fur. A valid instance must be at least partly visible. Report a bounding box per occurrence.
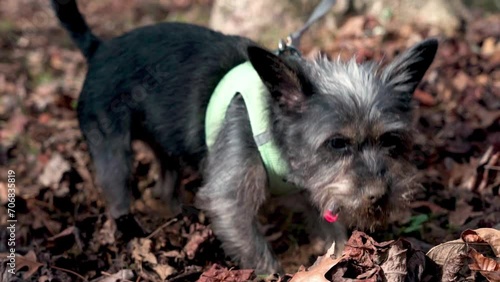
[52,2,438,273]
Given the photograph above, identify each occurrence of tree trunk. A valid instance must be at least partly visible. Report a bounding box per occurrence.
[209,0,471,46]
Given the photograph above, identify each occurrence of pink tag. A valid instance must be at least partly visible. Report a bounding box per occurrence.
[323,210,339,223]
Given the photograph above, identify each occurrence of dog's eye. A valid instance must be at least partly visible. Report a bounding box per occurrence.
[380,133,400,148]
[328,137,350,150]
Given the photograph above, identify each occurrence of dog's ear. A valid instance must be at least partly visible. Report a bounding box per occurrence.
[247,46,308,112]
[381,39,438,99]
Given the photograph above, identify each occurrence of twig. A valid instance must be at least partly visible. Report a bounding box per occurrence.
[484,165,500,171]
[146,218,179,239]
[168,270,203,282]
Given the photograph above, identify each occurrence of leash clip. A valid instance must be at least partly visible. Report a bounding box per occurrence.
[275,0,336,57]
[277,36,301,57]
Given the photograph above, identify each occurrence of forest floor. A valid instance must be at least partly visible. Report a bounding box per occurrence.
[0,0,499,281]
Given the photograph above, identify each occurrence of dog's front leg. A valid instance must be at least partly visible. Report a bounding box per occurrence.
[199,165,281,274]
[197,97,281,274]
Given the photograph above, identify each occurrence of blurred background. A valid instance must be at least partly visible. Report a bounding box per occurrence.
[0,0,499,281]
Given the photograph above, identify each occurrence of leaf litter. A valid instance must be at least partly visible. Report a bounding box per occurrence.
[0,0,499,281]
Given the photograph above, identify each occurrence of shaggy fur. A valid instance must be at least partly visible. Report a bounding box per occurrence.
[52,0,438,274]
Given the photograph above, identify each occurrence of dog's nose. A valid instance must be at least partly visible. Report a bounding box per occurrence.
[365,187,388,204]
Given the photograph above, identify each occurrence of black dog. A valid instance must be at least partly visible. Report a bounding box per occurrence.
[52,0,438,274]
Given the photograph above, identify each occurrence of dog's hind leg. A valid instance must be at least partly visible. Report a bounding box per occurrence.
[90,135,133,219]
[82,116,144,237]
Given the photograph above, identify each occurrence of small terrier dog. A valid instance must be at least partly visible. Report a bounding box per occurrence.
[52,0,437,274]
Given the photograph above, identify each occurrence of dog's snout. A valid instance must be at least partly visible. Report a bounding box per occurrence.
[357,149,388,179]
[365,185,388,204]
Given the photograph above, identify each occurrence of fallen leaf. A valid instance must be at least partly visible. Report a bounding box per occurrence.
[380,242,407,282]
[448,200,473,226]
[38,153,71,190]
[29,82,58,111]
[481,37,497,56]
[152,264,175,280]
[0,109,27,150]
[414,89,437,106]
[160,250,183,259]
[38,275,51,282]
[91,269,134,282]
[0,182,8,205]
[427,228,500,280]
[15,251,44,280]
[130,238,157,265]
[293,232,432,281]
[183,224,212,259]
[426,239,466,266]
[452,71,469,92]
[197,264,255,282]
[468,248,500,281]
[461,228,500,257]
[290,242,341,282]
[441,253,467,282]
[97,219,116,246]
[337,16,366,38]
[37,113,52,124]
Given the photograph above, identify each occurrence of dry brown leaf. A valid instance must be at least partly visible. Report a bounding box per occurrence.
[0,182,10,206]
[292,232,420,282]
[290,251,341,282]
[414,89,437,106]
[461,228,500,256]
[14,250,44,280]
[441,253,467,282]
[197,264,255,282]
[38,153,71,190]
[160,250,183,259]
[462,228,500,280]
[428,228,500,280]
[0,109,27,149]
[380,242,407,282]
[325,232,394,280]
[129,238,178,280]
[426,239,466,266]
[481,37,497,56]
[468,248,500,281]
[448,200,473,227]
[452,71,470,92]
[97,219,116,245]
[343,231,393,263]
[130,238,157,265]
[91,269,134,282]
[151,264,175,280]
[183,224,212,259]
[38,275,51,282]
[337,16,366,38]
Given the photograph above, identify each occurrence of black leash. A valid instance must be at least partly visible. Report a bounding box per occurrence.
[276,0,337,56]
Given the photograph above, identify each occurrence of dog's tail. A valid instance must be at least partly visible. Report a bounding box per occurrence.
[51,0,101,60]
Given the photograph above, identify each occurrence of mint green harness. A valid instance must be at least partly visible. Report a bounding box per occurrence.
[205,62,299,195]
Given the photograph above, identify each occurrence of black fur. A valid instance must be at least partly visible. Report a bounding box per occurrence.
[51,0,101,59]
[52,0,438,274]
